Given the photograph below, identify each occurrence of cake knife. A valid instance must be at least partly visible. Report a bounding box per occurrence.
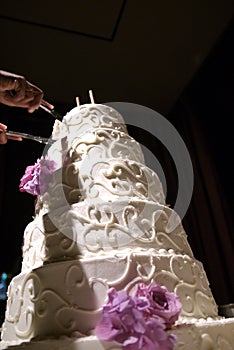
[0,130,53,145]
[40,100,63,121]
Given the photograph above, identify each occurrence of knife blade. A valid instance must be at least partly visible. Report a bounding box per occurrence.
[40,100,63,121]
[1,130,53,145]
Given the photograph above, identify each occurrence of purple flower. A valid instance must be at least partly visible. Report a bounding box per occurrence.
[133,282,182,328]
[95,286,179,350]
[95,288,146,343]
[19,157,57,196]
[39,157,57,194]
[123,319,177,350]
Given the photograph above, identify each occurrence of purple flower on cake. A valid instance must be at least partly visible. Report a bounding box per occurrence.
[19,157,57,196]
[133,282,182,328]
[95,283,181,350]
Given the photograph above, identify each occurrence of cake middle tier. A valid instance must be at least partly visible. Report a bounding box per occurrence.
[47,127,145,170]
[40,156,165,212]
[2,251,218,343]
[22,200,193,271]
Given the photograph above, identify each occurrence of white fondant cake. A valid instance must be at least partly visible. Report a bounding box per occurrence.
[1,103,234,350]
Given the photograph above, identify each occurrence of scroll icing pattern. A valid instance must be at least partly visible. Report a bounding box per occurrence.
[55,264,108,333]
[64,105,127,134]
[66,202,187,252]
[22,220,47,270]
[70,129,144,164]
[170,256,217,317]
[5,274,42,338]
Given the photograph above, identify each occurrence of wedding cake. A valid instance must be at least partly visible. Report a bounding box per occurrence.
[0,100,233,350]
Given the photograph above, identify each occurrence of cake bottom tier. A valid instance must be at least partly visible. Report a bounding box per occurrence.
[1,251,218,342]
[1,318,234,350]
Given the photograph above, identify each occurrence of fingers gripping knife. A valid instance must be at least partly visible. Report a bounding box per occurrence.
[0,100,63,144]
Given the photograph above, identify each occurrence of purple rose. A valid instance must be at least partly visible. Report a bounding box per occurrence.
[95,287,178,350]
[133,282,182,328]
[19,157,57,196]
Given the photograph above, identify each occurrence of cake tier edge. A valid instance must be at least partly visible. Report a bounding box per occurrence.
[1,318,234,350]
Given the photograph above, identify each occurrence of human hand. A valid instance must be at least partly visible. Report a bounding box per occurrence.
[0,70,44,113]
[0,123,22,144]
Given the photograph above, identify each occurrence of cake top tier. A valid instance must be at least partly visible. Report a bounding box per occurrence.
[52,103,128,141]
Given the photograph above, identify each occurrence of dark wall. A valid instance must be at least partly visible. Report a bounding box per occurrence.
[171,20,234,304]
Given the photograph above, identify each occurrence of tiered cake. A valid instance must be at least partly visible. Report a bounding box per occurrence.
[0,102,234,349]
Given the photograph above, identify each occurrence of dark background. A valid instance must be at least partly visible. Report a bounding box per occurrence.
[0,2,233,310]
